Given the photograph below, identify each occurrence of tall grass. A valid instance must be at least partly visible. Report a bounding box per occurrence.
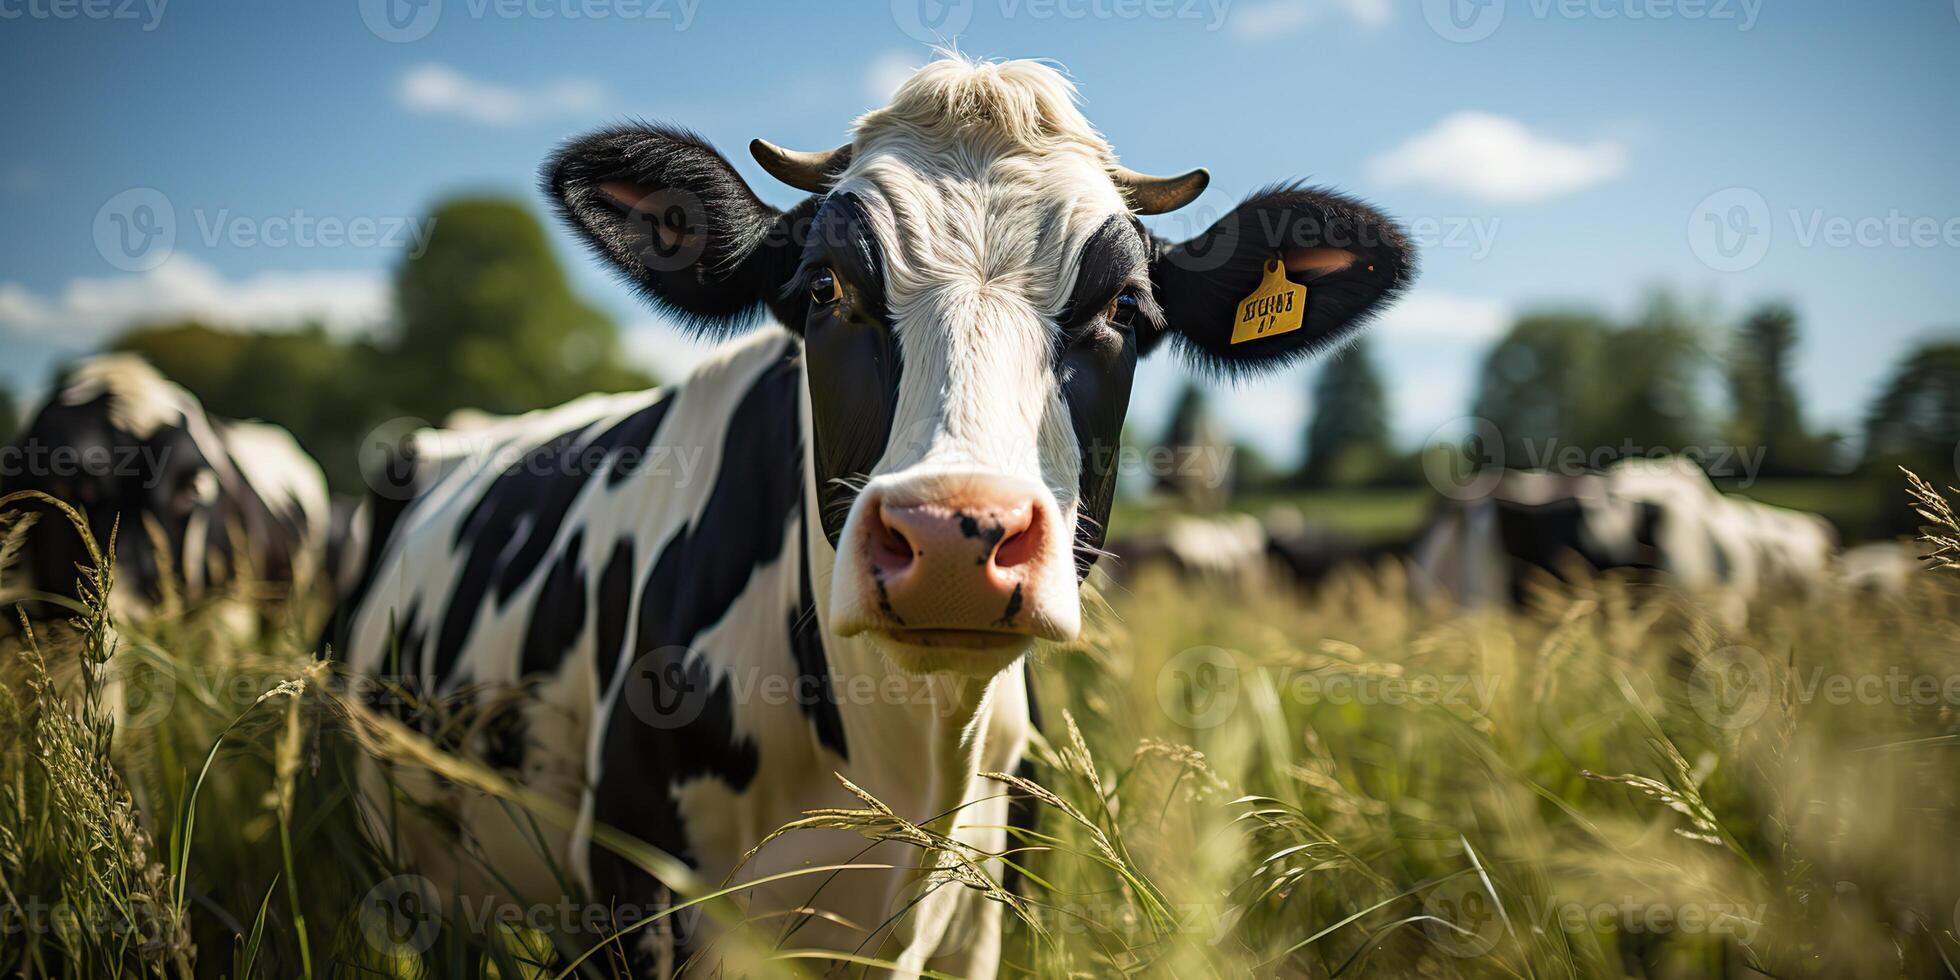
[2,476,1958,977]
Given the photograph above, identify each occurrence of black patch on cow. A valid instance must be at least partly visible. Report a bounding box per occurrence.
[995,583,1024,629]
[520,529,588,678]
[431,398,675,688]
[588,339,806,934]
[790,504,848,759]
[956,511,1006,563]
[1058,219,1150,579]
[591,537,637,696]
[797,194,901,546]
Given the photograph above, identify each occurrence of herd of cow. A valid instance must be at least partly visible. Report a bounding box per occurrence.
[1107,458,1917,627]
[0,56,1915,977]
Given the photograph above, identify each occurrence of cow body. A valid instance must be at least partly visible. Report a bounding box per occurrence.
[3,354,330,623]
[336,55,1414,974]
[1414,458,1837,622]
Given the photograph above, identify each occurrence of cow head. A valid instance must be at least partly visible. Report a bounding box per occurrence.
[4,355,229,618]
[547,58,1413,673]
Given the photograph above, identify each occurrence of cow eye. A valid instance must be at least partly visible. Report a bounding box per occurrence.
[1102,290,1141,328]
[809,267,843,305]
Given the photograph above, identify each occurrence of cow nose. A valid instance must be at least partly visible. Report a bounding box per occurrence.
[862,494,1045,633]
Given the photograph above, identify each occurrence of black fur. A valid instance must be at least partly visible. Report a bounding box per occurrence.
[544,125,816,335]
[1146,184,1415,374]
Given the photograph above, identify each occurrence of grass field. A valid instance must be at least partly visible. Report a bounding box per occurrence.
[2,479,1958,978]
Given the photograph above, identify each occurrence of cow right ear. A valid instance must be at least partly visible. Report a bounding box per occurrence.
[544,125,816,334]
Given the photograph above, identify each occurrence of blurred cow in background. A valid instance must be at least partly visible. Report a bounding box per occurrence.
[1,354,331,624]
[1413,457,1837,624]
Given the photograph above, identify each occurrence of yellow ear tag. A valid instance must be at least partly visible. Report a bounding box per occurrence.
[1231,258,1308,345]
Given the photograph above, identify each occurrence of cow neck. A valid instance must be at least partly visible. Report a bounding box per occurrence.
[797,363,1001,830]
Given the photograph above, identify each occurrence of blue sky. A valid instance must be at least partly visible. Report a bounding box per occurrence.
[3,0,1957,465]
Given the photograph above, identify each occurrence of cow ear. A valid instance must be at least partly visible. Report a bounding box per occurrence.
[1143,185,1414,372]
[544,125,817,334]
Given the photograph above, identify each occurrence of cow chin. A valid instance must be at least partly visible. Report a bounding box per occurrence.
[861,629,1037,678]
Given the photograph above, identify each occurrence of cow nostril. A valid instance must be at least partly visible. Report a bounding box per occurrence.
[873,506,916,569]
[991,509,1041,570]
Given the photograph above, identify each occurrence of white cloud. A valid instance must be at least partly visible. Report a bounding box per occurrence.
[1231,0,1391,39]
[1367,112,1628,203]
[396,63,606,126]
[1372,290,1511,342]
[865,51,917,104]
[0,255,389,343]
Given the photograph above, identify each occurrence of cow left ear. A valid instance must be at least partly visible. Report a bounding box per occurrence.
[1143,186,1415,372]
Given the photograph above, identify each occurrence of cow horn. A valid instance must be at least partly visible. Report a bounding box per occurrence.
[750,139,853,192]
[1112,164,1210,215]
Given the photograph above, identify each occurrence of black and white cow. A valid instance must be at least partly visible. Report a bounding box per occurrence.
[1,353,331,623]
[335,57,1413,974]
[1412,458,1837,623]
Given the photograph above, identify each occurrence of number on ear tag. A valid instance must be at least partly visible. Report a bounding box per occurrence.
[1230,259,1308,345]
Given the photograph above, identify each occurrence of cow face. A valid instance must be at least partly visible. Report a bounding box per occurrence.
[548,58,1412,673]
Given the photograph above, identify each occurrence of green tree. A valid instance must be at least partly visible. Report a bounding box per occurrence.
[1595,292,1712,455]
[1469,311,1612,468]
[1154,382,1232,510]
[1300,335,1391,487]
[1727,302,1832,474]
[1861,338,1960,535]
[0,386,16,443]
[391,197,652,419]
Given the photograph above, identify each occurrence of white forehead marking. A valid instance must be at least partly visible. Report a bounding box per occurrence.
[831,56,1136,319]
[819,57,1144,499]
